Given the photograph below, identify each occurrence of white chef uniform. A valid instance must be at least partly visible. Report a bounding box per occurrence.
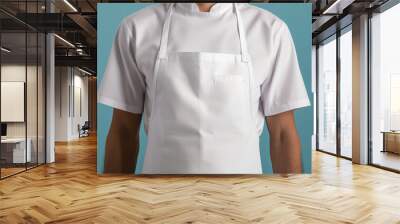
[98,3,310,174]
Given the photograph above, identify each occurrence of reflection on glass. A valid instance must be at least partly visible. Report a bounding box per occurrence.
[318,37,337,154]
[340,29,352,158]
[371,4,400,171]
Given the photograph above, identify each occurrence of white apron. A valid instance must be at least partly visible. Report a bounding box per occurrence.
[142,3,262,174]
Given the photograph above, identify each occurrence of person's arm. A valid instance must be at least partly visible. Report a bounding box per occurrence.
[266,110,302,173]
[104,109,142,173]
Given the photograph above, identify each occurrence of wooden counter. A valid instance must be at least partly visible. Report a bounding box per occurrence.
[382,131,400,154]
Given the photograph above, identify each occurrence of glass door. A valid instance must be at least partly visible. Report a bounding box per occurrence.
[317,35,337,155]
[339,27,352,159]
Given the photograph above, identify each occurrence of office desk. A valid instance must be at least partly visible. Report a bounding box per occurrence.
[381,131,400,154]
[1,138,31,164]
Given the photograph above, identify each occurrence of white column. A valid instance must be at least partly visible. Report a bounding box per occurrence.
[46,33,55,163]
[45,1,55,163]
[352,14,369,164]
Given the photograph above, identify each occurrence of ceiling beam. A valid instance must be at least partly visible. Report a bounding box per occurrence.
[55,55,96,74]
[66,14,97,37]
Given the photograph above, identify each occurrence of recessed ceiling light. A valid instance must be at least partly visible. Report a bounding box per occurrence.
[322,0,354,15]
[1,47,11,53]
[54,34,75,48]
[63,0,78,12]
[77,67,93,76]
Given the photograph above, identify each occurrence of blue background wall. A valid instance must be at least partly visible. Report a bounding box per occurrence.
[97,3,313,174]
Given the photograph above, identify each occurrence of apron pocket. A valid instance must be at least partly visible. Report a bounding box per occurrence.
[205,74,249,134]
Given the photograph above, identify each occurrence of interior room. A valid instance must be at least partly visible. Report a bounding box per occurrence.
[0,0,399,223]
[0,0,97,179]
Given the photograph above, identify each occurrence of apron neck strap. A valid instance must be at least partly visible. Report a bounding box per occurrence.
[233,3,249,62]
[158,3,174,59]
[157,3,249,62]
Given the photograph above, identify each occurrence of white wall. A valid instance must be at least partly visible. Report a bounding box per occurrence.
[54,67,89,141]
[55,67,69,141]
[1,65,40,137]
[70,72,89,139]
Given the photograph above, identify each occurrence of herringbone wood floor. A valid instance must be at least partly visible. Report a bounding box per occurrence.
[1,135,400,224]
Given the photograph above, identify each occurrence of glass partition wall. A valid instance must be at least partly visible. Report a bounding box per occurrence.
[0,31,27,177]
[0,1,46,179]
[316,0,400,172]
[316,27,353,159]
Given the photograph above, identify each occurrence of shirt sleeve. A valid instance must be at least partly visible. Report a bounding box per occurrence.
[260,22,310,116]
[98,18,146,114]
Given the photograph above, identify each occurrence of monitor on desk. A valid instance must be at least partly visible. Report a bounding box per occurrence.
[1,123,7,138]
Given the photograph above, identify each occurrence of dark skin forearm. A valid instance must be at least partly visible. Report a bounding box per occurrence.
[266,110,302,173]
[104,109,142,173]
[104,109,301,174]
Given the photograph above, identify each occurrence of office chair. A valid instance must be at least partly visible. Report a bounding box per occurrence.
[78,121,90,138]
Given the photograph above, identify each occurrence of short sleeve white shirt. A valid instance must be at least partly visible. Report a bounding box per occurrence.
[98,3,310,125]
